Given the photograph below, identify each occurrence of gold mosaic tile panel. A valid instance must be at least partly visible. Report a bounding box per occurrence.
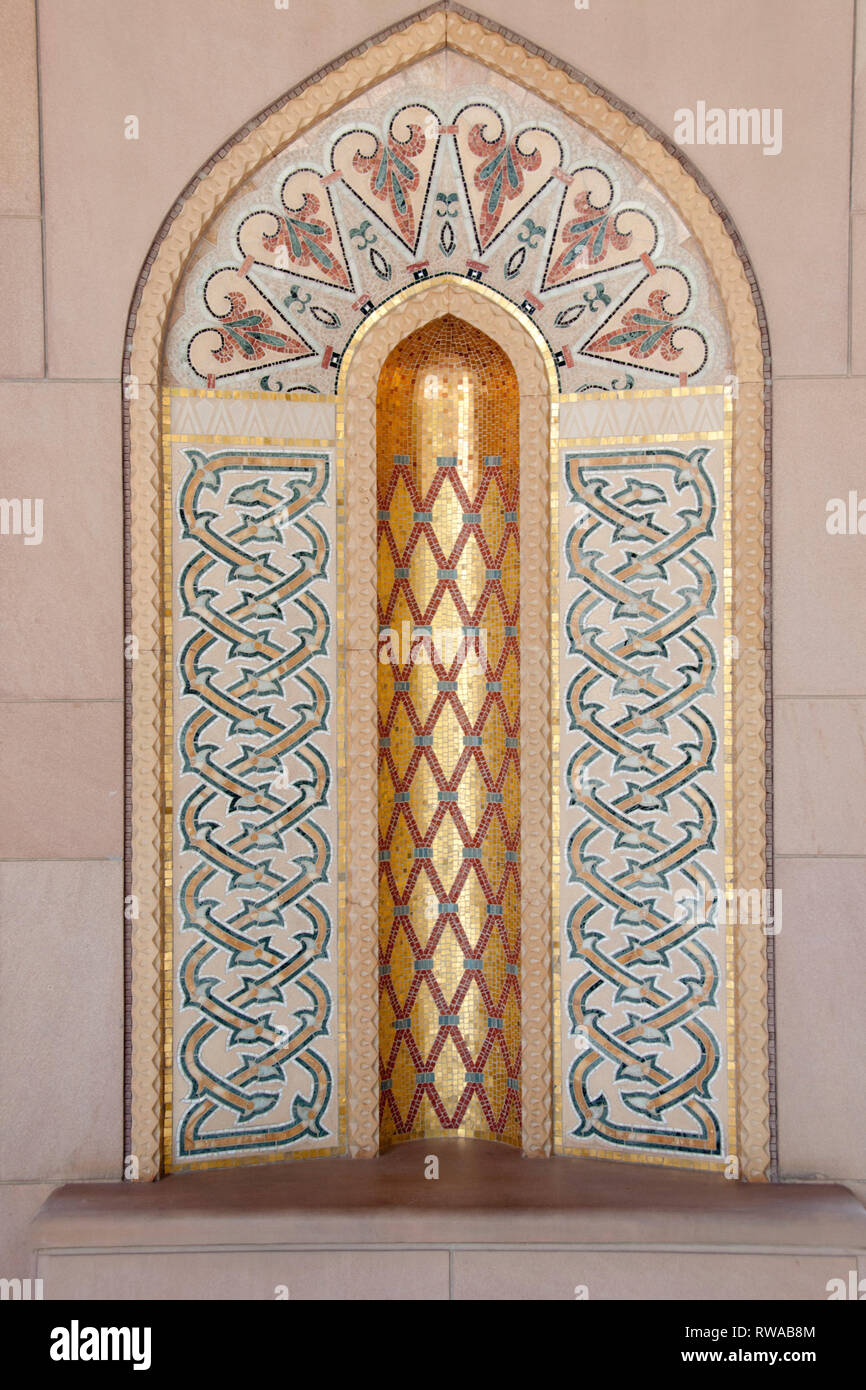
[376,315,521,1146]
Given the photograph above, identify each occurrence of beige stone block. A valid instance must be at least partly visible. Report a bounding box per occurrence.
[775,858,866,1180]
[0,861,123,1178]
[0,861,123,1182]
[37,1249,449,1300]
[772,380,866,696]
[0,383,122,699]
[0,702,123,859]
[0,1183,56,1278]
[0,1,40,216]
[855,0,866,211]
[480,0,852,377]
[853,214,866,374]
[0,219,43,376]
[453,1250,851,1300]
[773,699,866,855]
[39,0,415,378]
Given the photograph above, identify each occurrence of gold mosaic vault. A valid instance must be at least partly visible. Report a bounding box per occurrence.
[376,316,521,1146]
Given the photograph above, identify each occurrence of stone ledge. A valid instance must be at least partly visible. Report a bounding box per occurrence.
[33,1141,866,1255]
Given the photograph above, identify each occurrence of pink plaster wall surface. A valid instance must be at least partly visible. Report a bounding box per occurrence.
[0,1,864,1257]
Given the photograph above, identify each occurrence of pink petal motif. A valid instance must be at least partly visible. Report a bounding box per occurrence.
[542,167,658,291]
[581,267,708,379]
[588,289,681,363]
[188,269,316,382]
[332,106,439,252]
[453,104,562,252]
[237,170,353,291]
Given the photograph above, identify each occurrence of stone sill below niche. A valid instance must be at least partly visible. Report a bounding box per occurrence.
[33,1139,866,1254]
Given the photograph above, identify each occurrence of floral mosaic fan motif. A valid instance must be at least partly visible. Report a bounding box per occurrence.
[176,96,715,391]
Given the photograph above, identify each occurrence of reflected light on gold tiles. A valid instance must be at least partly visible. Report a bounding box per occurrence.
[376,315,521,1148]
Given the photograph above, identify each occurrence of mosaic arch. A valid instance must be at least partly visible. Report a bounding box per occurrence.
[125,5,771,1180]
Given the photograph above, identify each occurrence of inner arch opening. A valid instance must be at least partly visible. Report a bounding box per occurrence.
[376,314,522,1149]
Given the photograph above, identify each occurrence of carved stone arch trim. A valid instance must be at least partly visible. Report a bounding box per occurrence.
[125,3,770,1180]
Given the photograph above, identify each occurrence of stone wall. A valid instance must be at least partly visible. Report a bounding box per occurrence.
[1,0,864,1272]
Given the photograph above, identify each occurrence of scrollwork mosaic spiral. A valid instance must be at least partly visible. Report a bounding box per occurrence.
[169,445,339,1166]
[558,396,734,1162]
[166,54,728,398]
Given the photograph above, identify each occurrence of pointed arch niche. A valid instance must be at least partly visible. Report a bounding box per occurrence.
[125,6,771,1182]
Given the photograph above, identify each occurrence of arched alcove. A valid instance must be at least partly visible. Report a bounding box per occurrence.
[337,275,555,1159]
[124,5,771,1181]
[376,315,522,1148]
